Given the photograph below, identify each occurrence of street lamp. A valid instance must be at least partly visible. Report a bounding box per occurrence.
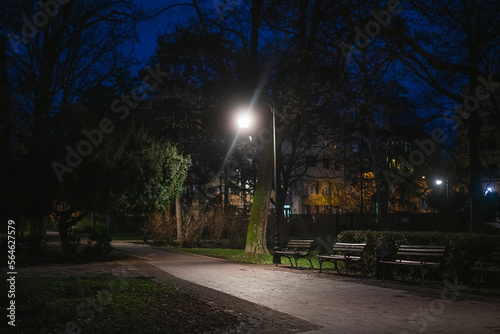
[236,106,281,264]
[435,178,449,212]
[271,106,281,265]
[237,112,252,129]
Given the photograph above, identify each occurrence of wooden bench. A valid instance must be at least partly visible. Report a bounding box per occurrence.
[379,245,447,286]
[471,246,500,294]
[274,239,315,268]
[317,243,367,274]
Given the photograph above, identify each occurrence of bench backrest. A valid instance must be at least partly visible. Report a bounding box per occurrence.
[286,239,315,250]
[332,243,367,254]
[396,245,446,262]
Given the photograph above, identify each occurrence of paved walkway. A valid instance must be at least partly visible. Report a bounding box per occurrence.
[113,242,500,334]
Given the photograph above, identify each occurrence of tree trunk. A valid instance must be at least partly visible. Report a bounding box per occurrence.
[375,177,389,230]
[372,146,389,230]
[468,112,484,232]
[58,221,73,260]
[245,143,273,254]
[0,35,12,157]
[175,197,183,242]
[92,212,96,230]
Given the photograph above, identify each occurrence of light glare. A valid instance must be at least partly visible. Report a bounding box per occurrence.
[237,113,252,129]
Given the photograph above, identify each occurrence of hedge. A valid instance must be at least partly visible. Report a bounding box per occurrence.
[337,230,500,285]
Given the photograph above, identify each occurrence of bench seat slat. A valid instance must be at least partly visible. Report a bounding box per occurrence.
[318,255,361,261]
[274,251,296,255]
[380,260,440,267]
[397,252,444,257]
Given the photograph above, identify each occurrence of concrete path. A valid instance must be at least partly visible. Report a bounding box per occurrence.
[114,242,500,334]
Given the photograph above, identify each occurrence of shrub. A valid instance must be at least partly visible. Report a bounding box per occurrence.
[203,207,248,246]
[182,212,206,246]
[84,228,113,256]
[143,210,176,245]
[142,206,248,248]
[59,227,81,257]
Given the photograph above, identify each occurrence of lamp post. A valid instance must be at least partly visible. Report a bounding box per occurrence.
[271,106,281,265]
[436,177,450,230]
[237,107,280,264]
[435,178,449,211]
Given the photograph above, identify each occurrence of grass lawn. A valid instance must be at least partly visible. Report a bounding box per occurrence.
[16,243,128,267]
[178,247,274,264]
[175,248,347,271]
[5,275,238,334]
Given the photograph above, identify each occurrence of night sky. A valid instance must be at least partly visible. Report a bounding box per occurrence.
[131,0,203,70]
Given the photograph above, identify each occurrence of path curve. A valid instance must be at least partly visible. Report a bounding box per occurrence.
[114,242,500,334]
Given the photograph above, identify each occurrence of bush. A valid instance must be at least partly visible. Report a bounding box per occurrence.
[84,228,113,256]
[203,207,248,246]
[181,211,206,246]
[179,207,248,247]
[142,206,248,248]
[73,218,107,233]
[338,230,500,285]
[64,227,81,256]
[143,210,176,245]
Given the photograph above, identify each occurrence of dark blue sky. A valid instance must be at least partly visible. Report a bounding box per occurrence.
[132,0,221,68]
[131,0,188,67]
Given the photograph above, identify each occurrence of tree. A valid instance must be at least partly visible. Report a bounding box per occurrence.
[0,0,143,239]
[386,0,500,232]
[48,122,189,259]
[143,0,350,253]
[142,1,277,254]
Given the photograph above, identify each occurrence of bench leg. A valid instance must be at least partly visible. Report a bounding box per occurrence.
[421,268,428,286]
[287,256,294,267]
[476,271,482,294]
[319,260,323,273]
[307,258,314,269]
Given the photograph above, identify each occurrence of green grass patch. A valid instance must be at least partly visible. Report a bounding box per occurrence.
[16,243,131,268]
[176,248,344,271]
[5,275,237,334]
[178,248,275,264]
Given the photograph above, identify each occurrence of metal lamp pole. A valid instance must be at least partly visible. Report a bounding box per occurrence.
[446,177,449,214]
[272,106,281,264]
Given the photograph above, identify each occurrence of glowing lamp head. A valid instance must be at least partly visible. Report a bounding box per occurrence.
[237,112,252,129]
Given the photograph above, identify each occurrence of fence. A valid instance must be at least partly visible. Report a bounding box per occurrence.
[277,213,467,242]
